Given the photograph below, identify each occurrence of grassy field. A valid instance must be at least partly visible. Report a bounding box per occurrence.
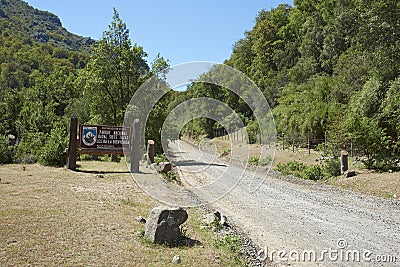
[0,160,245,266]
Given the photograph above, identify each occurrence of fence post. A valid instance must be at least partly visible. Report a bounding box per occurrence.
[131,119,140,173]
[350,140,353,159]
[292,131,295,153]
[67,115,78,170]
[307,131,310,155]
[282,132,285,150]
[341,150,349,174]
[147,139,155,164]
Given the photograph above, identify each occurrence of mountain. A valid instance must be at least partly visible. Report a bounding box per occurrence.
[0,0,94,51]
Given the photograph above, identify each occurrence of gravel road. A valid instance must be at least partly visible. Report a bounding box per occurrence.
[166,140,400,267]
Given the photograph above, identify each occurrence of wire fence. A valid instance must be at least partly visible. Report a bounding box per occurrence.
[212,128,360,158]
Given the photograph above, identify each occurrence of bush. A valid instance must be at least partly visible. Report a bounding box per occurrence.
[301,164,324,180]
[38,126,68,167]
[276,161,325,180]
[276,161,307,177]
[276,158,345,180]
[323,157,341,177]
[15,132,47,164]
[0,135,13,164]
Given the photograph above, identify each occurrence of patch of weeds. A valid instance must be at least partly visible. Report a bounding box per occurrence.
[154,154,167,164]
[220,149,231,157]
[166,170,177,182]
[160,170,177,183]
[139,229,145,237]
[79,154,92,161]
[121,197,138,207]
[214,234,248,266]
[248,156,272,166]
[259,156,272,166]
[248,157,260,166]
[209,219,223,232]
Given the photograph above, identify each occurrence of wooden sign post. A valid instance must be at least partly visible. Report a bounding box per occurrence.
[67,115,140,173]
[130,119,140,173]
[67,115,78,170]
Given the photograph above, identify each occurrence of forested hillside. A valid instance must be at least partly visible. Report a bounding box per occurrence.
[179,0,400,170]
[0,0,94,50]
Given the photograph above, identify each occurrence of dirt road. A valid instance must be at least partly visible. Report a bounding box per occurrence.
[167,140,400,266]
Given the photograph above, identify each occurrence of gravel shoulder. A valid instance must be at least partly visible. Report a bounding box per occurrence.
[168,140,400,267]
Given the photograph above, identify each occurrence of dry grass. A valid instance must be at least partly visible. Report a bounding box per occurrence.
[327,170,400,199]
[0,160,241,266]
[211,137,400,199]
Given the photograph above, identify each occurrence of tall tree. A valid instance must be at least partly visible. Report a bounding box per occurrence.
[82,8,149,125]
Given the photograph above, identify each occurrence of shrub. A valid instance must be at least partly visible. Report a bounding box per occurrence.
[276,161,325,180]
[323,157,341,177]
[301,164,324,180]
[276,161,307,176]
[38,126,68,167]
[15,132,47,164]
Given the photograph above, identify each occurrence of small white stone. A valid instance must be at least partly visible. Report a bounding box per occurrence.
[172,255,181,264]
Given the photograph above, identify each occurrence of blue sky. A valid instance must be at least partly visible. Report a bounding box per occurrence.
[25,0,292,66]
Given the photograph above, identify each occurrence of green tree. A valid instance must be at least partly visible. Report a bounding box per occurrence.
[82,8,149,125]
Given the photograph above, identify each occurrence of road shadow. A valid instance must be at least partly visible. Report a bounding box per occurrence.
[73,168,131,174]
[168,237,202,248]
[174,160,227,167]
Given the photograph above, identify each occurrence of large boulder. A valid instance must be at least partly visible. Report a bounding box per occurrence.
[144,206,188,244]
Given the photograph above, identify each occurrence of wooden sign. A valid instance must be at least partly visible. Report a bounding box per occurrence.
[80,124,131,150]
[67,115,140,173]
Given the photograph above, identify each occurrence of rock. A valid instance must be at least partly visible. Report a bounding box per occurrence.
[135,216,146,224]
[220,214,228,226]
[204,211,228,227]
[172,255,181,264]
[144,206,188,244]
[152,162,172,173]
[204,213,218,225]
[343,170,356,178]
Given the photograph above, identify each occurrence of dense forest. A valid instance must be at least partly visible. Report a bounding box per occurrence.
[178,0,400,170]
[0,0,399,171]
